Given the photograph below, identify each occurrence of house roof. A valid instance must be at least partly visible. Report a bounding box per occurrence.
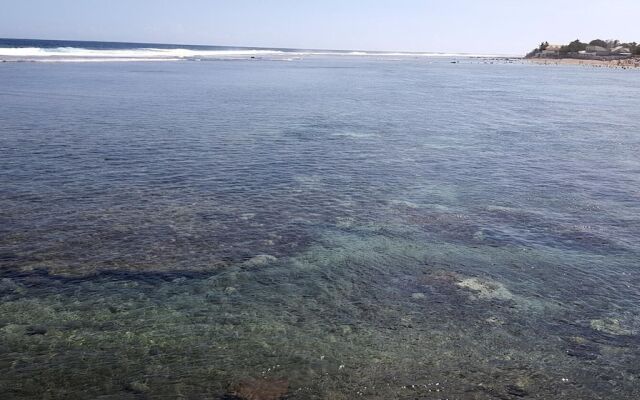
[612,46,631,53]
[586,45,608,52]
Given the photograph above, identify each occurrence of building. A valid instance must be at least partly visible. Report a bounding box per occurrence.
[611,46,632,56]
[585,45,610,56]
[541,44,563,57]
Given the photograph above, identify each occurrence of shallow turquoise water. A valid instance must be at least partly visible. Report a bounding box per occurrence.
[1,58,639,399]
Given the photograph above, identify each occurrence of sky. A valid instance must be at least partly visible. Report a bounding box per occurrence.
[1,0,639,55]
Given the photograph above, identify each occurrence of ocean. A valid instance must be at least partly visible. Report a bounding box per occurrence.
[0,39,639,399]
[0,38,504,61]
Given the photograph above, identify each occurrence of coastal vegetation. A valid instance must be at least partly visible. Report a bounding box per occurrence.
[527,38,640,58]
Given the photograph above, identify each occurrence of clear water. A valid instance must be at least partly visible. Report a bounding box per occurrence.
[1,58,639,399]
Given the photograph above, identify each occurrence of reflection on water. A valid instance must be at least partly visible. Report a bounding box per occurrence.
[1,59,639,399]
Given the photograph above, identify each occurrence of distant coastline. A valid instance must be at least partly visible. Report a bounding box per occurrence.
[525,38,640,68]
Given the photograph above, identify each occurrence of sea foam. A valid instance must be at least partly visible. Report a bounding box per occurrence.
[0,45,504,62]
[0,46,287,60]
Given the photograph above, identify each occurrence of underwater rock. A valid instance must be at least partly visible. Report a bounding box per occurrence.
[455,277,513,301]
[229,378,289,400]
[564,335,600,360]
[566,345,599,360]
[590,318,638,336]
[505,384,529,397]
[243,254,277,268]
[485,316,505,325]
[0,278,19,294]
[25,325,47,336]
[472,230,485,241]
[1,324,23,336]
[419,271,520,305]
[62,320,84,330]
[340,325,352,334]
[124,381,150,394]
[411,292,426,300]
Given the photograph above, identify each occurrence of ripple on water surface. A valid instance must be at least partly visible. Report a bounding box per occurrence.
[0,59,639,399]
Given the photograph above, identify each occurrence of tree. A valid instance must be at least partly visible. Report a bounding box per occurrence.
[589,39,607,48]
[605,39,620,49]
[560,39,587,54]
[538,41,549,51]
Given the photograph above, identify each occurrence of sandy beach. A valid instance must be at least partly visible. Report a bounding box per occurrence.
[528,57,640,69]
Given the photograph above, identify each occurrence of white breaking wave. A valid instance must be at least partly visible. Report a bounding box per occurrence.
[0,47,287,59]
[0,46,509,62]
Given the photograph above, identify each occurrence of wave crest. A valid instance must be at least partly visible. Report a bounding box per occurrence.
[0,45,506,62]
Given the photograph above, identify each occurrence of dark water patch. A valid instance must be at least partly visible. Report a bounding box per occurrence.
[0,267,218,286]
[391,203,635,254]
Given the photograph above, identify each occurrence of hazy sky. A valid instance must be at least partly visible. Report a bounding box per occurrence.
[1,1,639,55]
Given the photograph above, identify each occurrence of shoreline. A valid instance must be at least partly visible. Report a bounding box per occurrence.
[527,57,640,69]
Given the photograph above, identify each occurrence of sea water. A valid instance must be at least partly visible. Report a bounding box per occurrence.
[0,43,639,399]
